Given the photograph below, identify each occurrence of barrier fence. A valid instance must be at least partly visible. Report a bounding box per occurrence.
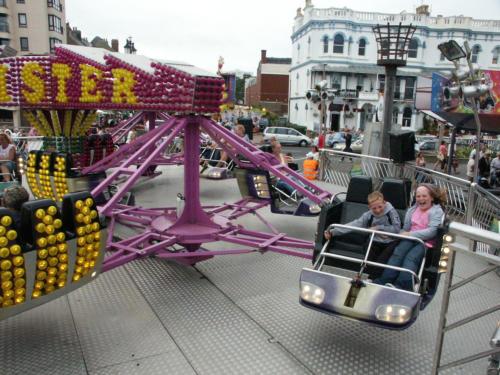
[319,149,500,255]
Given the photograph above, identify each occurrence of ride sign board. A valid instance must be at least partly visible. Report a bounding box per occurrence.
[0,44,224,114]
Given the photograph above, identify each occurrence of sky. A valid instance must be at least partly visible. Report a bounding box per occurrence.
[66,0,500,75]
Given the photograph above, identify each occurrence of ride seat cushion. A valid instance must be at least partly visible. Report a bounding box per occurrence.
[346,175,373,204]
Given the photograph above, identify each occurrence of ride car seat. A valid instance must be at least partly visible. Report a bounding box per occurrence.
[380,178,409,224]
[313,175,373,263]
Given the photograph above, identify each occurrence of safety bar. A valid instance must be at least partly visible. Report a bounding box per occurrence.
[317,224,427,291]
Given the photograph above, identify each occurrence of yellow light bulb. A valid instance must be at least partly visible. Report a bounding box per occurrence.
[6,230,17,241]
[35,209,45,219]
[0,216,12,227]
[0,259,12,270]
[1,271,12,281]
[0,247,10,258]
[10,244,21,255]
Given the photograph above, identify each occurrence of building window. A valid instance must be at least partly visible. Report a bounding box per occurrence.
[333,34,344,54]
[0,14,8,33]
[322,36,328,53]
[49,37,62,53]
[402,107,412,127]
[440,52,445,61]
[404,77,416,100]
[20,37,28,51]
[392,108,399,125]
[408,38,418,58]
[0,0,7,7]
[0,38,9,46]
[471,45,481,63]
[47,0,63,11]
[48,14,63,33]
[16,0,25,4]
[493,47,500,64]
[358,38,366,56]
[18,13,27,28]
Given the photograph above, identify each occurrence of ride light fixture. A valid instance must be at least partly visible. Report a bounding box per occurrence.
[375,304,411,324]
[300,282,325,305]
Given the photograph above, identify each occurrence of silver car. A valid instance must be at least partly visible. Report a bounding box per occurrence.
[263,127,311,146]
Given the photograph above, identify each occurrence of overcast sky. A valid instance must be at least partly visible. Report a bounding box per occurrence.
[66,0,500,74]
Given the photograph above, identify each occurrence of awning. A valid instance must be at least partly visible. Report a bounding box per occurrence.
[420,110,500,134]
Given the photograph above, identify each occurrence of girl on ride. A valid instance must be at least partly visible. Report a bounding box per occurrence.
[374,183,446,291]
[0,132,16,181]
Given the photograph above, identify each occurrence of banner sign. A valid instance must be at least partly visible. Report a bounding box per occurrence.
[0,45,224,114]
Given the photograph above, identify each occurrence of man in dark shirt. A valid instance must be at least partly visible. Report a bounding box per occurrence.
[2,185,29,229]
[343,128,353,153]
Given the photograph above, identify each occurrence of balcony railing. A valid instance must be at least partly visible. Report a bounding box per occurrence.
[336,89,358,99]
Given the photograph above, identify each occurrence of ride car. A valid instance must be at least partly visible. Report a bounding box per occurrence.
[263,127,311,146]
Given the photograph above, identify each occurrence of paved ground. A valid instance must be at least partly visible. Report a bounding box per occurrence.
[1,165,498,374]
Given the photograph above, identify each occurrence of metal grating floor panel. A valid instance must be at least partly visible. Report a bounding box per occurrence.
[1,166,497,374]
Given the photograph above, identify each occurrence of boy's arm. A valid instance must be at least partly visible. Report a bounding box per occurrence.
[328,211,369,235]
[375,208,402,234]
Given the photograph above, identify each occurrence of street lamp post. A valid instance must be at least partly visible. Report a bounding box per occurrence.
[438,39,488,182]
[372,23,416,158]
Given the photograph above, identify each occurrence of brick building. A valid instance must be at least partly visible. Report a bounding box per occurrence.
[245,50,291,115]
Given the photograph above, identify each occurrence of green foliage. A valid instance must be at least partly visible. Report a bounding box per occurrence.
[419,116,439,134]
[287,123,308,135]
[455,146,473,159]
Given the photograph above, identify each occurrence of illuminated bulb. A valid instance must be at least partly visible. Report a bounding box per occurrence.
[0,216,12,226]
[0,259,12,270]
[10,245,21,255]
[0,247,9,258]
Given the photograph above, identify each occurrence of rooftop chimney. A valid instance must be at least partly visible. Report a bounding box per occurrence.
[261,50,267,63]
[111,39,119,52]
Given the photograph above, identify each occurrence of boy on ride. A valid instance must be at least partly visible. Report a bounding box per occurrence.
[324,191,401,278]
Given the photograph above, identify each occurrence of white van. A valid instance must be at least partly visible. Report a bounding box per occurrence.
[263,127,311,147]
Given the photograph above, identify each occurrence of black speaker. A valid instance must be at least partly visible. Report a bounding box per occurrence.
[389,130,416,163]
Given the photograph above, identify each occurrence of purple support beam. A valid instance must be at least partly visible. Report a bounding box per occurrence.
[97,115,323,271]
[110,111,145,144]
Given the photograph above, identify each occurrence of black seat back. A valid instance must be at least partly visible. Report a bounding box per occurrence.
[340,175,373,224]
[380,178,410,225]
[313,176,373,263]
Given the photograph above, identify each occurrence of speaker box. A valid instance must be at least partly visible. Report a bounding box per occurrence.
[389,130,416,163]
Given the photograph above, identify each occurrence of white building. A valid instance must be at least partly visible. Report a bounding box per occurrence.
[289,1,500,132]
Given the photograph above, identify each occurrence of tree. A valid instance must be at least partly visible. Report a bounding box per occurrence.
[235,74,251,104]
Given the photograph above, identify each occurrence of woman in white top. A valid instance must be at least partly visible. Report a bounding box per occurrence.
[0,132,16,181]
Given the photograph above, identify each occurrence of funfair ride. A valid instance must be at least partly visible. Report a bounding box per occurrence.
[0,45,331,320]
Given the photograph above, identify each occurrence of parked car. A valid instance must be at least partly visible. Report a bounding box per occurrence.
[326,132,345,147]
[417,140,440,157]
[263,127,311,146]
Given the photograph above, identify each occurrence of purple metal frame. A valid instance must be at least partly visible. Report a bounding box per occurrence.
[95,115,332,271]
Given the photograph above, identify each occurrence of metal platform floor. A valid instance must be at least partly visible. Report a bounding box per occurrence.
[1,166,499,375]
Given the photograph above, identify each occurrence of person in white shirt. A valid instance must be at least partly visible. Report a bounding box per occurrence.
[466,155,475,183]
[0,133,16,181]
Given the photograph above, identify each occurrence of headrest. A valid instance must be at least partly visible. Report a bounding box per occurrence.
[62,191,100,235]
[346,175,373,203]
[380,178,408,210]
[20,199,63,250]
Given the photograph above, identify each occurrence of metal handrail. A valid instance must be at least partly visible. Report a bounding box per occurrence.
[432,221,500,374]
[318,149,500,255]
[317,224,427,291]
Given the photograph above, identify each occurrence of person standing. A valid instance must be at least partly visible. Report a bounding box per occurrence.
[0,133,16,181]
[466,155,475,183]
[343,128,353,153]
[490,151,500,187]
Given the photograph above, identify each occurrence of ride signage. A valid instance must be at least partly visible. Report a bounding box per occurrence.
[0,44,223,113]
